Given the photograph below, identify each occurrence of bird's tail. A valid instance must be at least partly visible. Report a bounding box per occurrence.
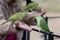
[1,21,9,25]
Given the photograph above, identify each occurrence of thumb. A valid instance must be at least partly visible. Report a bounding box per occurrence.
[15,21,20,26]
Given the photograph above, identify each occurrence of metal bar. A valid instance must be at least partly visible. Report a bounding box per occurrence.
[22,31,30,40]
[32,28,60,38]
[44,17,48,40]
[22,31,26,40]
[47,16,60,19]
[44,34,47,40]
[26,31,30,40]
[32,28,40,32]
[44,16,48,24]
[48,32,54,40]
[32,28,47,40]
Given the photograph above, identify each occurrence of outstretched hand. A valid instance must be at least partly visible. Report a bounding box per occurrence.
[15,21,32,31]
[40,9,46,16]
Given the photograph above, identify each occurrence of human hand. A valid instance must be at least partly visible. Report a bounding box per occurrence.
[40,9,46,16]
[15,21,32,31]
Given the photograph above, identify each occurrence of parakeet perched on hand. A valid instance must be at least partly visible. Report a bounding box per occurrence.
[1,12,27,25]
[24,2,41,12]
[34,14,50,32]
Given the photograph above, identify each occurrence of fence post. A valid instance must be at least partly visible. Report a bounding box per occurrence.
[48,32,54,40]
[44,16,48,24]
[44,17,54,40]
[44,34,47,40]
[43,17,48,40]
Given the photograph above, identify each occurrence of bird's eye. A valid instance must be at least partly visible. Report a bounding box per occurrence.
[33,18,37,22]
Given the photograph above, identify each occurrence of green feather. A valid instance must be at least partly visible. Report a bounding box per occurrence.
[24,2,41,11]
[1,12,27,25]
[34,14,50,32]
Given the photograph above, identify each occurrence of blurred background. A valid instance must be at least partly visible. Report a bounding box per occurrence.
[30,0,60,40]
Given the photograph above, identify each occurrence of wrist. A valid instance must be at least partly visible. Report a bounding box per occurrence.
[12,23,23,31]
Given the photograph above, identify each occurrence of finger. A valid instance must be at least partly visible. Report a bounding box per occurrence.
[40,9,46,16]
[27,27,32,31]
[17,22,28,30]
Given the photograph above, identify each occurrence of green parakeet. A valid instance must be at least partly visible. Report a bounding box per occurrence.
[1,12,27,25]
[24,2,41,12]
[34,14,50,32]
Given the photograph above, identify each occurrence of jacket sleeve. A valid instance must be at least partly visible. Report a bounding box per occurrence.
[0,4,17,34]
[0,20,17,34]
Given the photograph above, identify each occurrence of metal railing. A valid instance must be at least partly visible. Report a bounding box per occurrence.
[22,16,60,40]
